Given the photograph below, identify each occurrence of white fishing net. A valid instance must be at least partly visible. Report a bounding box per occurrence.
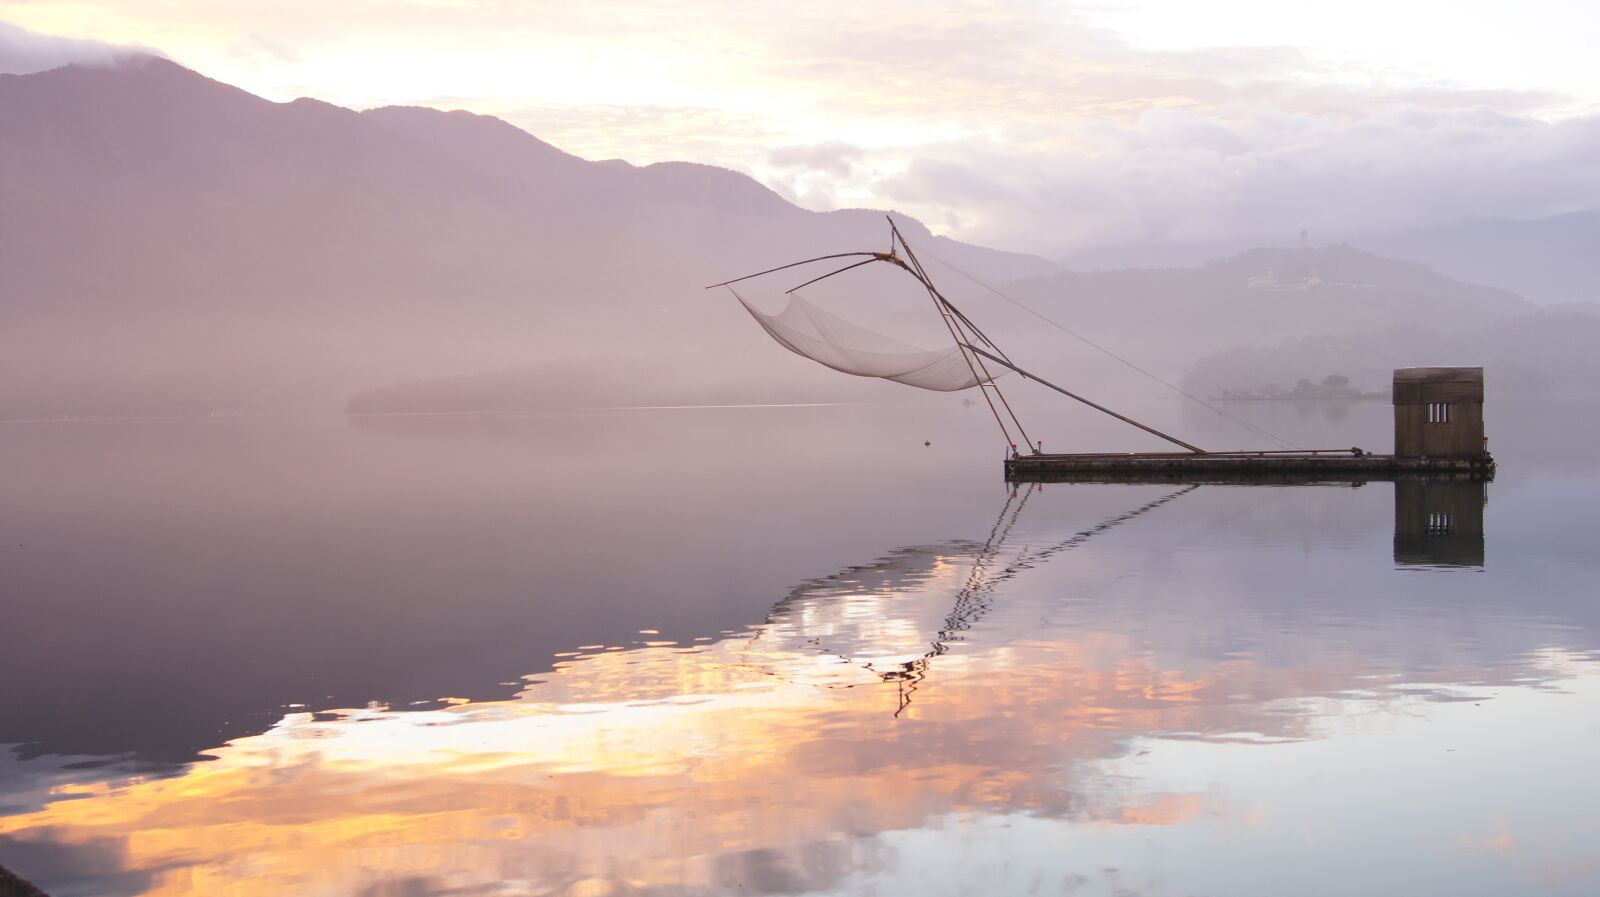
[735,291,1003,392]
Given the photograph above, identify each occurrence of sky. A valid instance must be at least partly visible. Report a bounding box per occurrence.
[3,0,1599,257]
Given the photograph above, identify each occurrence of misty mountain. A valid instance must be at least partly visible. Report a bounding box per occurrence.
[351,241,1548,414]
[987,243,1528,375]
[6,55,1589,420]
[1372,211,1600,306]
[1067,210,1600,308]
[0,55,1054,417]
[998,243,1600,402]
[1182,307,1600,398]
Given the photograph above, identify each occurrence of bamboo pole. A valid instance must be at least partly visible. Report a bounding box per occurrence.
[966,346,1204,454]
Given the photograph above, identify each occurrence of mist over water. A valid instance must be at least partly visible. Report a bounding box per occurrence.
[2,397,1597,895]
[4,20,1600,896]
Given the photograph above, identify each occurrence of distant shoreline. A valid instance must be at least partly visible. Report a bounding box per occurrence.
[1208,393,1390,402]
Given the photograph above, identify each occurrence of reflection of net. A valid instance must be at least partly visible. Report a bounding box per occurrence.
[735,290,1003,392]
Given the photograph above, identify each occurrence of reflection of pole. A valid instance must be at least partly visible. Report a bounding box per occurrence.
[886,484,1200,716]
[744,483,1200,711]
[876,482,1034,714]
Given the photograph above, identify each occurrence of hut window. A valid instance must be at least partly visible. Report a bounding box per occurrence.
[1426,511,1453,535]
[1427,402,1454,424]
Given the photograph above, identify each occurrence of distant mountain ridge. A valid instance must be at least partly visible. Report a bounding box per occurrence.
[1183,308,1600,399]
[353,241,1554,414]
[0,55,1055,416]
[4,54,1591,418]
[1002,241,1600,402]
[1066,211,1600,307]
[992,242,1529,368]
[1375,211,1600,306]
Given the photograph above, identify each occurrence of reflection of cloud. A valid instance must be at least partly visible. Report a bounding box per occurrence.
[1535,857,1600,889]
[0,505,1288,895]
[1458,820,1600,892]
[0,523,1582,896]
[355,876,442,897]
[0,832,159,897]
[1458,817,1517,857]
[0,626,1255,895]
[1091,793,1208,827]
[0,482,1593,894]
[712,841,890,895]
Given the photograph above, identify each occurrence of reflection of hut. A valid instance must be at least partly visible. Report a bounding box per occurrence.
[1393,367,1485,459]
[1394,478,1486,567]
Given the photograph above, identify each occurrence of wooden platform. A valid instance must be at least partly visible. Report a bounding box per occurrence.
[1005,451,1495,483]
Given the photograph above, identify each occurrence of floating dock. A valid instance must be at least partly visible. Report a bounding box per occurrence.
[1008,367,1495,484]
[1006,450,1494,483]
[711,226,1500,488]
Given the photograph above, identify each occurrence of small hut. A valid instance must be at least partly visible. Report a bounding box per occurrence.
[1393,367,1486,459]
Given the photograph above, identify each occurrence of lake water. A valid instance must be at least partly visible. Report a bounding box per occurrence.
[2,396,1597,896]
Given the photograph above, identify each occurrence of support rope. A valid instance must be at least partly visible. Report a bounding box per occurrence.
[921,252,1301,451]
[891,222,1033,453]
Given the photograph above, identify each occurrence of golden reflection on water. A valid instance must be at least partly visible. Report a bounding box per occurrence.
[0,486,1586,896]
[0,583,1388,896]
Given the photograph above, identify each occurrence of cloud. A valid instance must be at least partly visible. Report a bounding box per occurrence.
[4,1,1598,257]
[226,31,299,67]
[762,141,867,209]
[0,19,154,75]
[500,101,779,166]
[872,102,1600,256]
[769,141,864,178]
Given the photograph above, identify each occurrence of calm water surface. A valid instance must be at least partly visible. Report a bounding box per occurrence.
[1,397,1597,896]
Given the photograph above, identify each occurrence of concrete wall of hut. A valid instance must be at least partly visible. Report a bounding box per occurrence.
[1393,367,1486,458]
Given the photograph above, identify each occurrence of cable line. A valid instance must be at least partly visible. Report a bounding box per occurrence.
[921,252,1301,450]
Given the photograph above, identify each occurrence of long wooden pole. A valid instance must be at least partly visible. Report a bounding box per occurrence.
[705,252,885,290]
[708,224,1207,454]
[966,346,1205,453]
[888,220,1035,452]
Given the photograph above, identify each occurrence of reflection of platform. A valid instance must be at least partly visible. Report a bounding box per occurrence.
[1006,452,1495,483]
[1000,467,1490,568]
[1395,478,1486,567]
